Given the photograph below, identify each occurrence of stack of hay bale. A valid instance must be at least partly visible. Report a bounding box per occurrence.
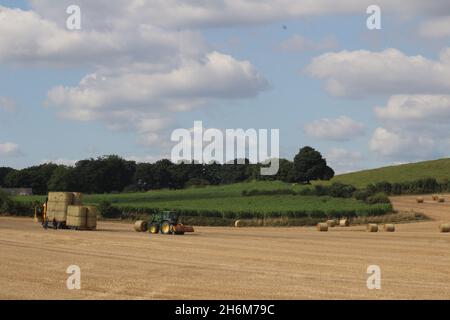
[47,192,97,230]
[46,192,74,222]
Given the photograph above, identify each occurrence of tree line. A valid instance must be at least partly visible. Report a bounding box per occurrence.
[0,146,334,195]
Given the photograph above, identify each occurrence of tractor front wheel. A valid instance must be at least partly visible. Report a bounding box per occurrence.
[161,221,173,235]
[149,223,160,234]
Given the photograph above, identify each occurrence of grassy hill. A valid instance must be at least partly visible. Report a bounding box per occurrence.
[330,158,450,188]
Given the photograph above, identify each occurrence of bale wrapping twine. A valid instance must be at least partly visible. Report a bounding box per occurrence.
[317,223,328,232]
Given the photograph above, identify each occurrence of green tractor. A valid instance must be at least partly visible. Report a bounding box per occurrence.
[134,211,194,235]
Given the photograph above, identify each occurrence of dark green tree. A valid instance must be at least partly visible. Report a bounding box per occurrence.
[292,146,334,184]
[0,167,16,186]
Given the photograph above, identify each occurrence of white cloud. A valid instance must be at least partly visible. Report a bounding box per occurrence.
[369,127,437,159]
[326,147,365,174]
[0,7,268,146]
[419,16,450,38]
[375,95,450,123]
[28,1,450,29]
[45,51,268,145]
[0,6,205,67]
[304,116,365,141]
[307,48,450,98]
[280,35,337,53]
[0,142,21,157]
[0,96,17,112]
[369,95,450,160]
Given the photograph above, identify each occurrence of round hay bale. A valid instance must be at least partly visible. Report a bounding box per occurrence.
[134,220,148,232]
[326,219,336,227]
[384,224,395,232]
[416,197,424,203]
[438,197,445,203]
[439,223,450,233]
[234,220,243,228]
[317,223,328,232]
[339,219,350,227]
[432,194,439,201]
[367,224,379,232]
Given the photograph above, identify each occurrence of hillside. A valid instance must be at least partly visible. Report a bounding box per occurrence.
[330,158,450,188]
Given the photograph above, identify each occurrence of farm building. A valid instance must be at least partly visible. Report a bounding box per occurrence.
[1,188,33,196]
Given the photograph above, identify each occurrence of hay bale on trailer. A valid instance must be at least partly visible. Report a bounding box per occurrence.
[85,206,98,230]
[317,223,328,232]
[46,192,74,222]
[66,206,87,229]
[439,224,450,233]
[384,224,396,232]
[48,192,73,204]
[367,224,379,232]
[339,219,350,227]
[134,220,148,232]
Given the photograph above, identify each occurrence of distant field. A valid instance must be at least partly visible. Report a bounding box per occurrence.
[14,181,305,204]
[13,181,390,218]
[329,158,450,188]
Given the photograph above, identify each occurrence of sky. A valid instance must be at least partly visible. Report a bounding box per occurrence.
[1,1,450,173]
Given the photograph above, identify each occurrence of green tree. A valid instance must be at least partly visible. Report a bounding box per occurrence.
[0,167,16,186]
[47,166,76,191]
[292,146,334,184]
[3,163,58,194]
[72,155,136,193]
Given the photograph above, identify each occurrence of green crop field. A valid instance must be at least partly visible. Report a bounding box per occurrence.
[328,158,450,188]
[13,181,391,219]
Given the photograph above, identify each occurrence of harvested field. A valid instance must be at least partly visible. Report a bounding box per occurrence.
[0,212,449,300]
[390,194,450,222]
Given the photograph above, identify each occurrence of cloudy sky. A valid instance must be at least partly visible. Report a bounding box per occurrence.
[1,1,450,173]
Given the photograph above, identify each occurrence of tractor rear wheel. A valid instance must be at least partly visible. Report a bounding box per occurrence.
[149,223,160,234]
[161,221,173,235]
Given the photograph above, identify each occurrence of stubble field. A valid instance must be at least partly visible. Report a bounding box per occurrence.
[0,194,449,300]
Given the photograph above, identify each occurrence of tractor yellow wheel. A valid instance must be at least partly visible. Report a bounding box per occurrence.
[149,224,159,234]
[161,222,173,235]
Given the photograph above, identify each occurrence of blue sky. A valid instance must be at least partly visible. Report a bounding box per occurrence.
[1,1,450,173]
